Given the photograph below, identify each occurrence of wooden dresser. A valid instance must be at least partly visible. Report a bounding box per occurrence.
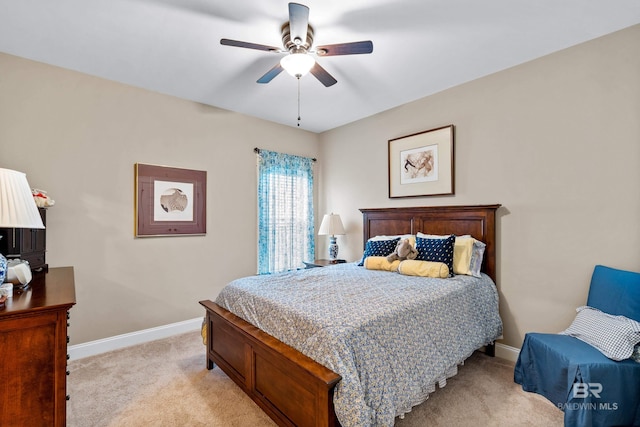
[0,267,76,427]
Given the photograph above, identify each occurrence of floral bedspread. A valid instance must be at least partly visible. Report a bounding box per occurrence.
[215,262,502,427]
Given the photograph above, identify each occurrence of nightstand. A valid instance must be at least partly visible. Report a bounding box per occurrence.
[0,267,76,426]
[303,259,346,268]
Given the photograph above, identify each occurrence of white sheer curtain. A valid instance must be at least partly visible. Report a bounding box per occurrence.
[256,149,315,274]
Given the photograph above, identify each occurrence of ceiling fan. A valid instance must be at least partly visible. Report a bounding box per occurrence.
[220,2,373,87]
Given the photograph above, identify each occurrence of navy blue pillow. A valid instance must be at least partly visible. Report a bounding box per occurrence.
[358,238,400,266]
[415,235,455,277]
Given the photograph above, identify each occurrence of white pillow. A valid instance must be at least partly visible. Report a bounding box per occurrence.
[416,232,447,239]
[368,234,414,242]
[368,234,415,249]
[560,306,640,361]
[459,236,486,278]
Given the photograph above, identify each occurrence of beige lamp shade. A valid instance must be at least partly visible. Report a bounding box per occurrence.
[0,168,45,229]
[318,213,345,236]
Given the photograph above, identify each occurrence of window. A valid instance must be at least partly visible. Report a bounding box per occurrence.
[257,149,315,274]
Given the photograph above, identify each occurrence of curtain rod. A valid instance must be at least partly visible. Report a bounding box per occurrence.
[254,147,316,162]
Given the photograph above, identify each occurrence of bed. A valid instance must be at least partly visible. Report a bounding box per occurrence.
[200,204,502,427]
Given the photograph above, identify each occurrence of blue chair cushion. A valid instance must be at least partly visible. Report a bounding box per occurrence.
[587,265,640,322]
[515,332,640,426]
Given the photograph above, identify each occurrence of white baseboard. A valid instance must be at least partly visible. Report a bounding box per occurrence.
[68,317,203,360]
[495,342,520,363]
[69,317,522,363]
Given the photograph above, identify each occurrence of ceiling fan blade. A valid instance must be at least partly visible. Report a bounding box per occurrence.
[221,38,281,52]
[288,3,309,45]
[310,63,337,87]
[316,41,373,56]
[257,63,285,84]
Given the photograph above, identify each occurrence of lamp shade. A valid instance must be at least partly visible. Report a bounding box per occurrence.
[318,213,345,236]
[280,53,315,78]
[0,168,45,229]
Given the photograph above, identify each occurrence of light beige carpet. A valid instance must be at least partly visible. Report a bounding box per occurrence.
[67,331,563,426]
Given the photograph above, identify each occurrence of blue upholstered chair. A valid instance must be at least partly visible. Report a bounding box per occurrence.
[514,265,640,427]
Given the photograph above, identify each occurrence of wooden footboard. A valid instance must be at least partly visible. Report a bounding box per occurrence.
[199,300,342,427]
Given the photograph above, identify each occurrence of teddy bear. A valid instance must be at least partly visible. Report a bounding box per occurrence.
[32,189,55,208]
[386,238,418,262]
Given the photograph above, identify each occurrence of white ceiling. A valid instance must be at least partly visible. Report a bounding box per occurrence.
[1,1,639,133]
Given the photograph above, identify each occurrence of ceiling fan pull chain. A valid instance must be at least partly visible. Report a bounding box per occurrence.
[297,77,301,127]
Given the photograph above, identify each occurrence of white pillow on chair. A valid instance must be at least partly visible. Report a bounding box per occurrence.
[561,306,640,361]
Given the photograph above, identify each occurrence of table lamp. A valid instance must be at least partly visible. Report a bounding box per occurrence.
[318,213,345,261]
[0,168,45,284]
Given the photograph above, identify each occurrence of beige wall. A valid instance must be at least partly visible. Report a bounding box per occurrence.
[0,53,319,344]
[318,24,640,348]
[1,24,638,350]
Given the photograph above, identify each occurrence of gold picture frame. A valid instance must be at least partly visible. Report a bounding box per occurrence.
[134,163,206,237]
[388,125,454,198]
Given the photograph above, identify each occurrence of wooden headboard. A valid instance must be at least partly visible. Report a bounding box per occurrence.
[360,205,501,281]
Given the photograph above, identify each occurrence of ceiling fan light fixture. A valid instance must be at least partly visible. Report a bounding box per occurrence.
[280,53,315,78]
[221,3,372,88]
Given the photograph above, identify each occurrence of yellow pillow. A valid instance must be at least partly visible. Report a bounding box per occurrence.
[398,260,449,278]
[453,237,474,276]
[364,256,401,272]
